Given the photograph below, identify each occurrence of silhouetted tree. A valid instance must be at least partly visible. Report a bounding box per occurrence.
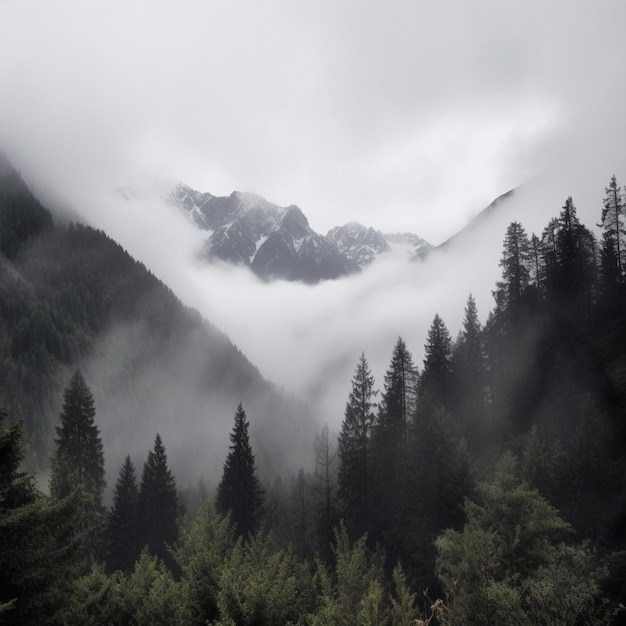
[599,175,625,283]
[452,295,487,443]
[138,433,179,566]
[420,313,453,408]
[216,403,264,537]
[598,175,626,303]
[50,369,105,562]
[375,337,417,452]
[550,196,597,325]
[493,221,531,317]
[0,408,83,624]
[338,353,377,539]
[107,455,141,573]
[371,338,418,565]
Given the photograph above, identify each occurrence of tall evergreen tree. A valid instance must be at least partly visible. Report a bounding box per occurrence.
[338,353,377,540]
[216,403,264,537]
[598,175,626,303]
[452,295,487,441]
[552,196,597,325]
[493,221,531,317]
[420,313,453,408]
[370,338,418,563]
[50,369,105,562]
[107,455,141,573]
[375,338,417,451]
[599,175,625,283]
[138,434,179,566]
[0,407,83,624]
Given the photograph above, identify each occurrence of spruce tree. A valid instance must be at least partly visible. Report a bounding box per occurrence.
[375,337,417,451]
[452,296,487,442]
[599,175,625,298]
[493,221,531,317]
[1,408,83,624]
[553,197,597,325]
[138,434,179,566]
[50,369,105,562]
[420,313,453,408]
[370,338,417,560]
[216,403,264,537]
[338,353,377,539]
[108,455,141,573]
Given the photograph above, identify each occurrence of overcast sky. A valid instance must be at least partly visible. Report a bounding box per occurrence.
[1,0,624,244]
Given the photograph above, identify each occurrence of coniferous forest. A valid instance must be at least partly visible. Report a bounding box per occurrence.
[2,156,626,624]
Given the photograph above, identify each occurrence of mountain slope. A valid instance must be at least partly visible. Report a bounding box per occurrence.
[0,163,315,486]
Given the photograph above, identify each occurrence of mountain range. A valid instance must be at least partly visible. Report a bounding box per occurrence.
[167,183,432,283]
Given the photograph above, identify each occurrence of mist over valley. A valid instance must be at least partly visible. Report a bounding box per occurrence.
[1,1,625,622]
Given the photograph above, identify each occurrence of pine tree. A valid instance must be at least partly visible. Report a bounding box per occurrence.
[138,433,179,566]
[420,313,453,408]
[599,175,625,282]
[375,337,417,450]
[107,455,141,573]
[216,403,264,537]
[552,197,597,325]
[452,296,488,444]
[435,454,607,625]
[598,175,626,302]
[493,221,531,317]
[370,338,417,561]
[0,407,83,624]
[50,369,105,562]
[338,353,377,539]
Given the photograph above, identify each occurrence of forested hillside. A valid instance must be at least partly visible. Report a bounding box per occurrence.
[1,161,626,624]
[0,157,314,482]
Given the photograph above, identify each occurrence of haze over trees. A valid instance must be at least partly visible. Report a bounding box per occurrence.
[1,160,625,623]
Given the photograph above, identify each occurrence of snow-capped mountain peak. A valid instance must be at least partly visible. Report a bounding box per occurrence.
[166,183,431,281]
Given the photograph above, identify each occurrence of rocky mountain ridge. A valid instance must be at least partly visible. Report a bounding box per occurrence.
[167,183,431,282]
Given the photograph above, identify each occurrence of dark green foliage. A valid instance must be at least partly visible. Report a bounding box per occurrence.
[0,163,53,260]
[50,369,105,562]
[107,455,141,573]
[138,434,179,566]
[175,500,235,624]
[217,532,314,625]
[338,353,377,540]
[436,454,610,625]
[311,522,389,626]
[56,553,185,626]
[216,403,264,537]
[0,407,84,624]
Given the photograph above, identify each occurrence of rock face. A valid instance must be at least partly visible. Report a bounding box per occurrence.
[327,222,432,266]
[326,222,391,267]
[168,184,358,283]
[168,183,431,281]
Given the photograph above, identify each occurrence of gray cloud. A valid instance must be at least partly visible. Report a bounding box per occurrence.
[1,1,624,243]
